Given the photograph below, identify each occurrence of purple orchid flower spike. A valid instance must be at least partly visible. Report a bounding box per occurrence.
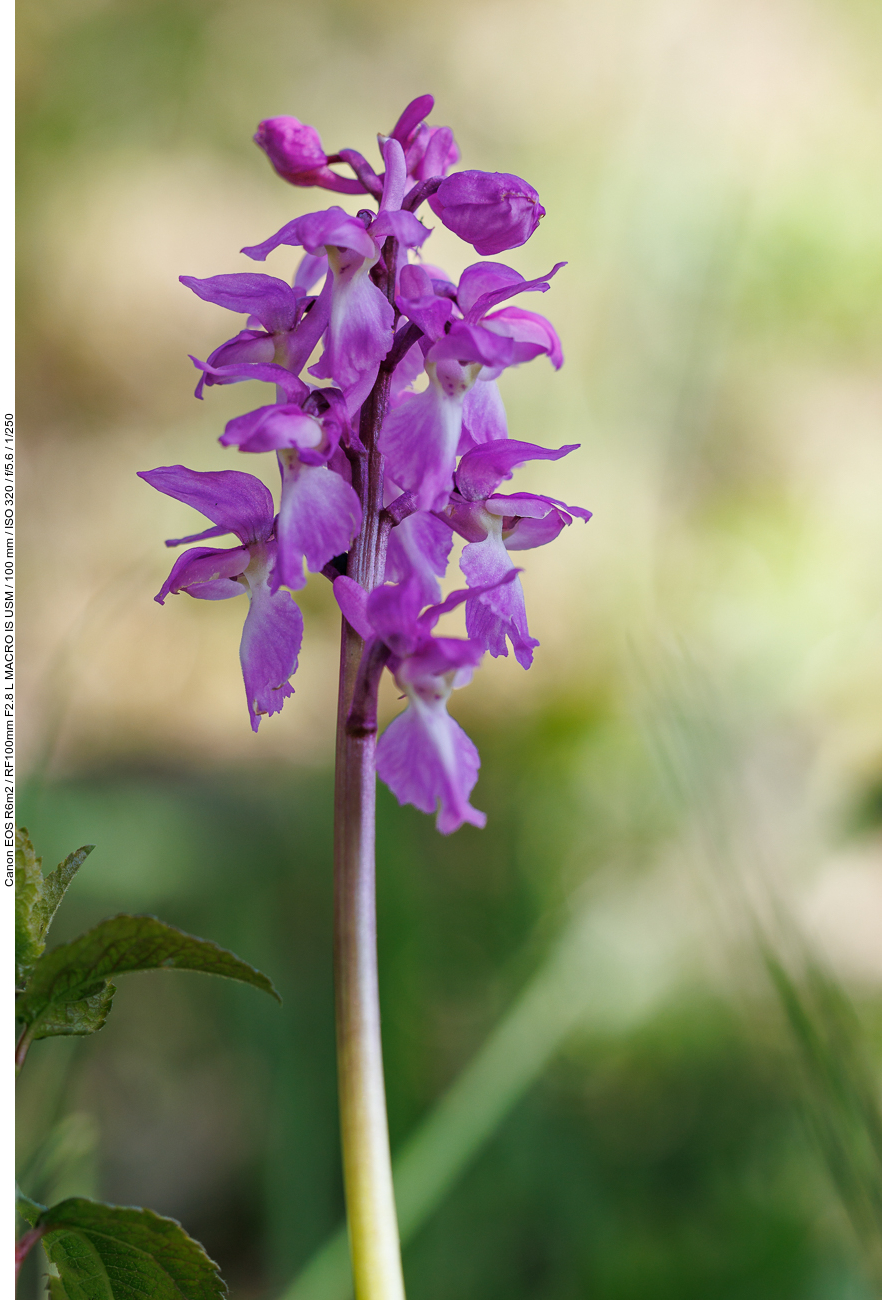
[379,261,566,510]
[436,440,591,668]
[220,389,362,593]
[138,465,303,732]
[140,97,584,1300]
[334,573,514,833]
[241,204,428,412]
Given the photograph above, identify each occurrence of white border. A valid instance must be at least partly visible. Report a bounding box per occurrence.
[5,0,16,1277]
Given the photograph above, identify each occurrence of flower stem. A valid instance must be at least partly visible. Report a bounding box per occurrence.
[333,343,405,1299]
[16,1226,46,1282]
[15,1026,33,1075]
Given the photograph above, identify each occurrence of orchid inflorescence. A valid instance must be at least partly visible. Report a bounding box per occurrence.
[140,94,590,835]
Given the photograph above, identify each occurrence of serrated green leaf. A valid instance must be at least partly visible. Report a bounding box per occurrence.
[16,827,46,989]
[15,828,94,991]
[48,1273,70,1300]
[38,1198,226,1300]
[16,914,280,1040]
[16,1184,47,1227]
[31,981,117,1041]
[41,846,95,937]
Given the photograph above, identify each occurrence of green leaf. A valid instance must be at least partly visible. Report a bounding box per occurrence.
[16,914,280,1041]
[37,1198,226,1300]
[15,827,94,991]
[47,1268,69,1300]
[16,1184,46,1227]
[48,1274,70,1300]
[30,981,118,1041]
[15,827,46,989]
[42,846,96,934]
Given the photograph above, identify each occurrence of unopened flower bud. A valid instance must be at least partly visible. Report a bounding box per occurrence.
[429,171,545,256]
[254,117,329,186]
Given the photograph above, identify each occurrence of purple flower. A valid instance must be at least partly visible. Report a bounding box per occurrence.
[333,574,498,833]
[242,205,427,411]
[383,488,454,605]
[438,440,591,668]
[379,261,565,509]
[389,94,460,187]
[182,267,331,398]
[254,116,364,194]
[138,466,303,732]
[429,171,545,255]
[220,389,362,593]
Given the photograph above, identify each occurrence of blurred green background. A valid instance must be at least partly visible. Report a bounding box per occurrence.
[16,0,882,1296]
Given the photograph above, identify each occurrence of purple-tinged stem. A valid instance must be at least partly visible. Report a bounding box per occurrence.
[333,291,406,1297]
[381,323,423,375]
[15,1027,33,1075]
[337,149,385,200]
[402,176,443,213]
[16,1227,46,1283]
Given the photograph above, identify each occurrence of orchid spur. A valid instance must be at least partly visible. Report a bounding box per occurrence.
[139,94,589,1300]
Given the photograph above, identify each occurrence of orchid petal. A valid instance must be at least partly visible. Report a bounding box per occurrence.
[503,490,593,522]
[391,95,435,145]
[221,404,326,455]
[484,494,555,519]
[481,306,564,370]
[139,465,275,546]
[376,691,485,834]
[460,515,538,668]
[370,209,430,248]
[463,263,566,324]
[455,439,580,501]
[238,542,302,732]
[502,511,569,550]
[272,461,362,592]
[456,263,524,317]
[460,378,508,450]
[416,126,458,182]
[189,356,309,404]
[192,332,275,396]
[180,273,302,333]
[379,137,407,212]
[309,256,394,400]
[293,252,329,293]
[242,207,377,262]
[419,567,520,630]
[427,322,543,370]
[164,522,233,548]
[284,273,334,376]
[384,510,454,604]
[396,264,453,341]
[405,637,484,677]
[154,544,250,604]
[389,340,426,401]
[378,382,463,512]
[333,576,373,640]
[364,576,424,656]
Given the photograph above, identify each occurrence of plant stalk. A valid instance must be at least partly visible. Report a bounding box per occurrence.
[15,1226,46,1282]
[333,333,405,1299]
[15,1026,33,1075]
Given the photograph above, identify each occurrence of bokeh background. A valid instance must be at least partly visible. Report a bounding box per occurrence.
[16,0,882,1296]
